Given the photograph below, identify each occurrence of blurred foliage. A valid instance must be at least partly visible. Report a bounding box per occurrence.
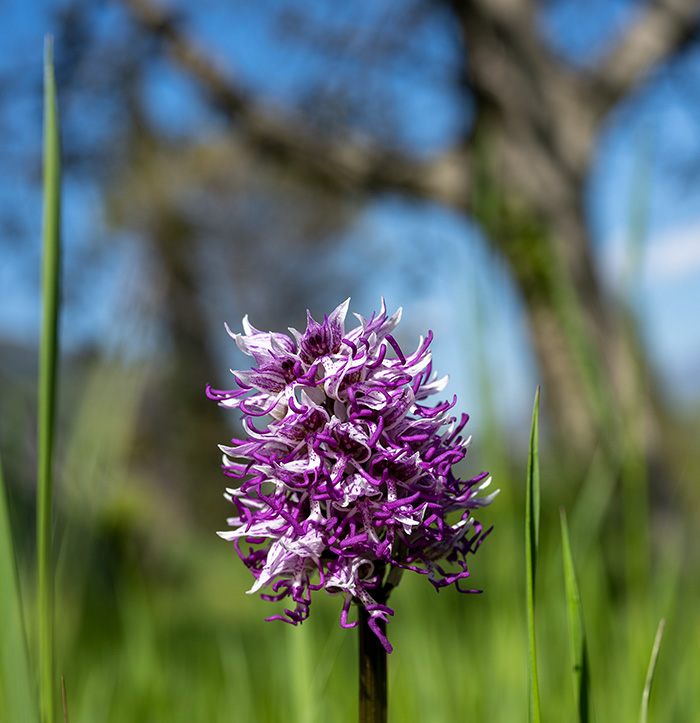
[3,309,698,719]
[34,377,700,720]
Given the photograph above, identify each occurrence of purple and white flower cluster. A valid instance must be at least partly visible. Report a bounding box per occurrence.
[207,299,496,652]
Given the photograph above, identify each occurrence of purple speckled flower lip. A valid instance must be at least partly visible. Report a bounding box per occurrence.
[207,299,497,653]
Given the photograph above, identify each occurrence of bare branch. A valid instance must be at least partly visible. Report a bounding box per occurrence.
[592,0,700,112]
[118,0,472,207]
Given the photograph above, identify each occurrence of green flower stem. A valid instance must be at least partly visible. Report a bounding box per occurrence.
[38,35,62,723]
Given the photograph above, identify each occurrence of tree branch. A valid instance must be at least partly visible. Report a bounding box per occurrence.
[592,0,700,113]
[118,0,472,207]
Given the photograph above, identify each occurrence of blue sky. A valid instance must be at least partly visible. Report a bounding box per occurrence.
[1,0,699,427]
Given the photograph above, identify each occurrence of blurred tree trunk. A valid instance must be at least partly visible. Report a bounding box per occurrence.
[104,110,228,526]
[451,0,620,455]
[104,93,358,525]
[445,0,691,462]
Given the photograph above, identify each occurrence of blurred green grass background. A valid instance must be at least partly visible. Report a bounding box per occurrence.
[3,348,699,721]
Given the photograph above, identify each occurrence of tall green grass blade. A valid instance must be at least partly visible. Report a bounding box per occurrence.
[525,387,541,723]
[0,453,38,721]
[60,676,68,723]
[639,618,665,723]
[560,507,591,722]
[38,35,62,723]
[620,128,654,599]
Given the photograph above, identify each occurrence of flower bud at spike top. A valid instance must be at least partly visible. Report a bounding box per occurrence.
[207,299,497,653]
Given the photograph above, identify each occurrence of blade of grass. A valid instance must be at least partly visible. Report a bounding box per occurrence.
[620,128,654,600]
[38,35,62,723]
[639,618,665,723]
[560,507,591,722]
[525,387,541,723]
[61,676,69,723]
[0,453,38,721]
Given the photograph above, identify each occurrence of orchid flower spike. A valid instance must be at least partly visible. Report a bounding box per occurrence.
[207,299,497,653]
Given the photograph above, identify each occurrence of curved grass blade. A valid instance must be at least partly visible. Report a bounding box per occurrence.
[38,35,62,723]
[0,454,38,721]
[525,387,541,723]
[560,507,591,722]
[639,618,665,723]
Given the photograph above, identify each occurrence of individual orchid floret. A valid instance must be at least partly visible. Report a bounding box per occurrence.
[207,298,497,653]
